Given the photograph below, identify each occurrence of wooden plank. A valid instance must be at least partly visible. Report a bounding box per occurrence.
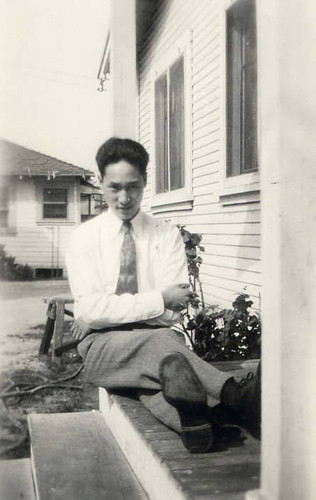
[173,462,260,497]
[38,302,56,355]
[0,458,36,500]
[39,317,55,355]
[100,384,261,500]
[99,388,188,500]
[28,411,147,500]
[52,300,65,363]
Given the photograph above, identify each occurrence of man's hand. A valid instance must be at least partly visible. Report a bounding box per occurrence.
[70,317,92,341]
[161,283,198,311]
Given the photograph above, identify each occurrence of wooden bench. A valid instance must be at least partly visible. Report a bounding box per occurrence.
[39,297,78,364]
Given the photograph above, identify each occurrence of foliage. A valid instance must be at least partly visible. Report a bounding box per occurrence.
[178,227,261,361]
[0,245,35,281]
[180,293,261,361]
[177,225,205,308]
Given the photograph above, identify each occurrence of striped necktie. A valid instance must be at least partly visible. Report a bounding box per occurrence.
[115,220,138,295]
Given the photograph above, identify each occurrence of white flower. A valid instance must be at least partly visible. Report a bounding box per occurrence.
[215,317,225,329]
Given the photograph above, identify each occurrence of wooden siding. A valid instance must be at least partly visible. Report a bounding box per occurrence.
[0,177,79,276]
[138,0,261,309]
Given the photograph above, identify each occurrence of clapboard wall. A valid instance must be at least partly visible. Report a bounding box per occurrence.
[138,0,261,309]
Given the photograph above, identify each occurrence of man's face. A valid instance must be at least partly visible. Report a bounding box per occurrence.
[102,160,145,221]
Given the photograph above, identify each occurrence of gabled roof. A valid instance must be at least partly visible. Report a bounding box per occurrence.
[0,139,94,178]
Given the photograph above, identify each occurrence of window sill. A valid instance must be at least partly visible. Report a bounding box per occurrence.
[151,189,193,214]
[37,220,77,226]
[0,227,17,236]
[219,171,260,206]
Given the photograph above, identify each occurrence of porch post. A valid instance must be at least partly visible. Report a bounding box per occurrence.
[110,0,137,139]
[255,0,316,498]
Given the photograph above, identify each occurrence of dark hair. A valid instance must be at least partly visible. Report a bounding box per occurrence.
[96,137,149,182]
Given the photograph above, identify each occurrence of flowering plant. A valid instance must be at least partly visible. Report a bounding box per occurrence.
[178,226,261,361]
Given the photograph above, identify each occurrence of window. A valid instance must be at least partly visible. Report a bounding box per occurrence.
[226,0,257,177]
[0,185,9,228]
[43,188,68,219]
[155,55,185,194]
[80,193,103,222]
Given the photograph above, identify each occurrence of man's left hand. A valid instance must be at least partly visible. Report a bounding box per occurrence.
[71,317,92,341]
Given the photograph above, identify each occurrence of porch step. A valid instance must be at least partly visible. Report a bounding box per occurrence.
[0,458,36,500]
[28,411,148,500]
[99,359,260,500]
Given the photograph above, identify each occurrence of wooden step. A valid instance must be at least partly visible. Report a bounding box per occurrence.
[28,411,147,500]
[0,458,36,500]
[99,360,261,500]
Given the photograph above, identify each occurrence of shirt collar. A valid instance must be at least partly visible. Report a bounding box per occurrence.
[105,208,144,239]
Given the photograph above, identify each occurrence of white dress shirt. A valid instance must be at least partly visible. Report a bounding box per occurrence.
[66,209,188,329]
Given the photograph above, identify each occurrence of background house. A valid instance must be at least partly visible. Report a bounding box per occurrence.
[0,139,102,278]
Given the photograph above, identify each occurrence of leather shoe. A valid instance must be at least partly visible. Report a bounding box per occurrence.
[220,361,261,436]
[159,352,214,453]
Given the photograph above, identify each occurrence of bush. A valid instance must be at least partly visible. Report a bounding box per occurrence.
[0,245,35,281]
[178,226,261,361]
[180,293,261,361]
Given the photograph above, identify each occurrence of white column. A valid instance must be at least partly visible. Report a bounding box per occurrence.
[110,0,137,139]
[258,0,316,499]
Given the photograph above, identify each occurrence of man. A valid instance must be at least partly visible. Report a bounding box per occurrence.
[66,137,260,453]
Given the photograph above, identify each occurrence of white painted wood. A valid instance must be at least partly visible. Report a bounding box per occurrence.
[99,388,187,500]
[203,262,262,284]
[110,0,137,138]
[258,0,316,499]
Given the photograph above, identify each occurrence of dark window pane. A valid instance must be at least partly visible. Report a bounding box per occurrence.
[43,204,67,219]
[169,55,185,190]
[43,188,67,203]
[226,0,257,177]
[226,18,242,177]
[155,72,168,193]
[0,186,8,208]
[0,211,8,227]
[80,194,102,218]
[80,194,90,215]
[91,194,102,214]
[242,60,257,172]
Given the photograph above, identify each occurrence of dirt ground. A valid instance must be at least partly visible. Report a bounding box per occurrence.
[0,279,98,459]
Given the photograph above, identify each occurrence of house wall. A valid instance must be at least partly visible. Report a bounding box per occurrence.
[0,176,80,276]
[138,0,261,309]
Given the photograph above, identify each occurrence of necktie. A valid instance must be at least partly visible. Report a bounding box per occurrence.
[115,220,138,295]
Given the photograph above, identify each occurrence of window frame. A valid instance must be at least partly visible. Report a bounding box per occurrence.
[0,184,9,228]
[0,179,16,234]
[80,193,103,222]
[42,187,68,220]
[150,31,193,213]
[219,0,260,200]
